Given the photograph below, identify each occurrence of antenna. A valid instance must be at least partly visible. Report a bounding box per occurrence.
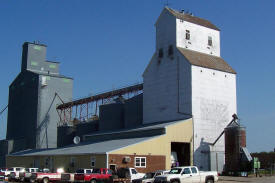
[164,0,170,7]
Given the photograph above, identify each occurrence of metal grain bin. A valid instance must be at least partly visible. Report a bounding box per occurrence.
[224,124,246,173]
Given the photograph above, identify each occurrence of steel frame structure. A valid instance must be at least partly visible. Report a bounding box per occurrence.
[56,83,143,126]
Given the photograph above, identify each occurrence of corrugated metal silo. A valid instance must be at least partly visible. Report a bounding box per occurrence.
[224,124,246,173]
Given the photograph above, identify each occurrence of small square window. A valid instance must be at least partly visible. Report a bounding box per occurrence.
[185,30,190,40]
[135,157,146,168]
[208,36,212,46]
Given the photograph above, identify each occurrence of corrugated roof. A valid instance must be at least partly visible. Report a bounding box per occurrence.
[177,47,236,74]
[165,7,220,31]
[9,136,159,156]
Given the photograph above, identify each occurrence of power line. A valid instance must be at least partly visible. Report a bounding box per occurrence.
[0,105,8,116]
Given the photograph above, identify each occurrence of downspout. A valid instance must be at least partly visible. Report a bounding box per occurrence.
[176,56,194,165]
[106,152,109,168]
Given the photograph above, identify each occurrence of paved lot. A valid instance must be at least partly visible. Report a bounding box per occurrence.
[219,176,275,183]
[1,177,275,183]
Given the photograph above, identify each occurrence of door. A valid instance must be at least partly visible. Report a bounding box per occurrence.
[130,168,138,180]
[180,168,193,183]
[190,167,200,183]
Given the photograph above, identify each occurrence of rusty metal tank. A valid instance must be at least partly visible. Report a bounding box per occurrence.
[224,123,246,173]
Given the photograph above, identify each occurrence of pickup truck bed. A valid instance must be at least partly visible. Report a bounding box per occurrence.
[154,166,218,183]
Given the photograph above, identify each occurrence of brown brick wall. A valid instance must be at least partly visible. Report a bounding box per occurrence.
[108,154,166,173]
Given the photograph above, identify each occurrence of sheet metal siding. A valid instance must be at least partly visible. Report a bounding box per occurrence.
[111,119,193,170]
[57,126,76,148]
[21,43,59,74]
[75,121,99,138]
[143,50,192,124]
[0,140,8,166]
[85,128,165,142]
[224,126,246,172]
[6,71,39,150]
[176,20,220,57]
[156,8,176,50]
[191,65,237,171]
[37,75,73,149]
[21,43,47,72]
[99,103,124,131]
[6,154,106,172]
[124,94,143,128]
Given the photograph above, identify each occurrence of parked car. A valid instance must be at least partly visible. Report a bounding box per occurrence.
[19,168,40,182]
[60,169,93,182]
[30,168,63,183]
[5,167,25,181]
[115,167,145,182]
[133,170,169,183]
[153,166,218,183]
[0,171,5,181]
[74,168,112,183]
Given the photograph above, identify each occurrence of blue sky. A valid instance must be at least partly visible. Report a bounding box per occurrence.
[0,0,274,153]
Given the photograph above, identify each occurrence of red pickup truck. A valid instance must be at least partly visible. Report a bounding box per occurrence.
[74,168,112,183]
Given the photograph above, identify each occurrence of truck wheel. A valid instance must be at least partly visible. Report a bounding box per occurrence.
[206,179,214,183]
[91,179,97,183]
[43,177,49,183]
[171,180,179,183]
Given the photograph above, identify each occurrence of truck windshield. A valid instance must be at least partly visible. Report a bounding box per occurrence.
[76,169,84,173]
[169,168,182,174]
[144,172,155,179]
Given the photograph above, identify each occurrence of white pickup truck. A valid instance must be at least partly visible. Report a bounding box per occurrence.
[5,167,25,181]
[153,166,218,183]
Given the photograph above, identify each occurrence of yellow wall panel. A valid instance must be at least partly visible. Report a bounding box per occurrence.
[110,119,193,170]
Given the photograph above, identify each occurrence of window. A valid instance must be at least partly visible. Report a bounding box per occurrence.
[158,48,163,58]
[92,169,100,174]
[168,45,173,56]
[191,167,198,174]
[86,170,92,174]
[131,169,137,174]
[183,168,191,174]
[169,168,182,174]
[90,157,96,167]
[70,157,76,167]
[76,169,84,173]
[208,36,212,46]
[185,30,190,40]
[155,172,162,176]
[135,157,146,168]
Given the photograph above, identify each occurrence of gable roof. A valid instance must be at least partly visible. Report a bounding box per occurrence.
[165,7,220,31]
[177,47,236,74]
